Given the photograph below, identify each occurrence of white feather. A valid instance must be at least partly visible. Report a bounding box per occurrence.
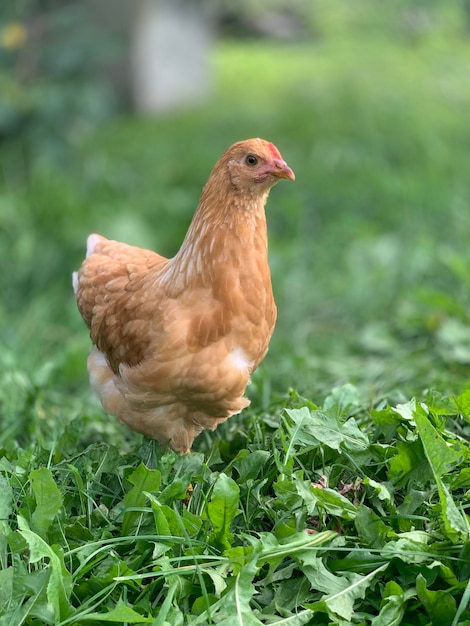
[86,234,101,257]
[72,271,79,295]
[231,347,252,371]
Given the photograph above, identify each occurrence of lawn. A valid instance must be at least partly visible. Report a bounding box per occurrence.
[1,2,470,624]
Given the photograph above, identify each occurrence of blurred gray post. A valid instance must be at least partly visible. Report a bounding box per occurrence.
[131,0,213,113]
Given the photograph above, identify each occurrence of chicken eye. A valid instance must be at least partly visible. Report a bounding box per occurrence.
[245,154,258,166]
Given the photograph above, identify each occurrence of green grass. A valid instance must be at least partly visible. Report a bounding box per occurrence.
[2,2,470,623]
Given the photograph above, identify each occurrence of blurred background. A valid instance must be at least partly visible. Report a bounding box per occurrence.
[2,0,470,438]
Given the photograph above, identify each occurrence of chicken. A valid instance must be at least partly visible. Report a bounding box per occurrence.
[73,138,295,453]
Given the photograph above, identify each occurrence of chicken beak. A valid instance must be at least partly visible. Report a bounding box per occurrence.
[271,158,295,181]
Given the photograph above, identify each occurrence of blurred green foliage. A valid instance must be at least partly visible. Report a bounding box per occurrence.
[0,1,119,160]
[1,0,470,426]
[2,5,470,621]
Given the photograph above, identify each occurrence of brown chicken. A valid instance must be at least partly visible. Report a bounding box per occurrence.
[73,138,294,453]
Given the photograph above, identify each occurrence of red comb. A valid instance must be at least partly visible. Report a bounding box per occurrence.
[266,142,282,160]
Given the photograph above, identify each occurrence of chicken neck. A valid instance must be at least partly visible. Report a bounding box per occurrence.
[165,180,272,293]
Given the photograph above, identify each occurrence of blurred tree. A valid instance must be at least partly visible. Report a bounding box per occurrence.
[130,0,214,113]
